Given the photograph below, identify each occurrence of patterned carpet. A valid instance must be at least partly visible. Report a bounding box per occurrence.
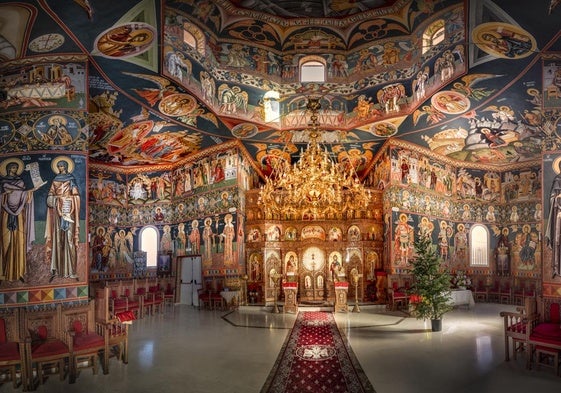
[261,311,376,393]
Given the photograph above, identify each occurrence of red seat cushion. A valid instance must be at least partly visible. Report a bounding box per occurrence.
[32,340,68,358]
[530,323,561,346]
[0,342,20,361]
[74,333,105,350]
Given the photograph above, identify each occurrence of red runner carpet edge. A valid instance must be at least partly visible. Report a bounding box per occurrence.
[260,311,376,393]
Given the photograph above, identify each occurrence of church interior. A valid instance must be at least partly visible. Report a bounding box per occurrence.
[1,0,561,391]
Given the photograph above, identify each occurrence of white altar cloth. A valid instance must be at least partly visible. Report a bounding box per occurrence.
[448,289,475,309]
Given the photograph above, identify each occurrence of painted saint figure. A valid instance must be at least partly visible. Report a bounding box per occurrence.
[394,214,413,265]
[175,222,186,256]
[546,164,561,277]
[0,158,39,282]
[189,219,200,254]
[45,157,80,280]
[202,217,214,262]
[221,214,235,265]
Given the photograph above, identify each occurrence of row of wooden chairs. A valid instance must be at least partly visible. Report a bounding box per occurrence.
[198,288,225,310]
[0,300,130,391]
[99,278,175,319]
[472,277,538,306]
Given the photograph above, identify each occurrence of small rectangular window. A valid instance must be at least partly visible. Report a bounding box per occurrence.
[301,64,325,83]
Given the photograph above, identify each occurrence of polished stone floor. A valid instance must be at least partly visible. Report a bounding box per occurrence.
[2,303,561,392]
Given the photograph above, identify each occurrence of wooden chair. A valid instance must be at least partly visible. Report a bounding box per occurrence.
[527,298,561,371]
[61,301,108,382]
[163,282,176,309]
[148,284,165,315]
[512,278,525,306]
[524,279,537,302]
[0,308,26,389]
[121,281,142,319]
[22,305,71,390]
[135,285,155,316]
[198,288,212,310]
[387,275,408,311]
[472,278,488,302]
[499,297,537,361]
[500,278,513,304]
[95,287,131,366]
[107,282,129,317]
[487,279,501,303]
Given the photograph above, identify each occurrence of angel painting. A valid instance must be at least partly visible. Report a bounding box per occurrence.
[451,74,501,101]
[123,71,177,107]
[413,105,446,126]
[218,84,248,114]
[377,83,405,113]
[114,227,136,267]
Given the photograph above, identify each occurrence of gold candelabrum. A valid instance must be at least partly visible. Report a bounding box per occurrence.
[271,270,282,313]
[351,268,363,313]
[258,97,371,219]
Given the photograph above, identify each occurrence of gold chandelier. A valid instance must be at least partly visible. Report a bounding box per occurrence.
[258,98,371,219]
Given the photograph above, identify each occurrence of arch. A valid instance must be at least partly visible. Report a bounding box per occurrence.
[299,56,326,83]
[182,22,206,56]
[422,19,445,54]
[140,225,159,267]
[469,224,489,267]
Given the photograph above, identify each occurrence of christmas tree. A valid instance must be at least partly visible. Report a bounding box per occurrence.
[410,235,453,323]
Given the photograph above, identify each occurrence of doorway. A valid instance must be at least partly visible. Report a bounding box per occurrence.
[178,255,202,307]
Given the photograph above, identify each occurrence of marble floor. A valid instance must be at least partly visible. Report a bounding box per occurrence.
[2,303,561,393]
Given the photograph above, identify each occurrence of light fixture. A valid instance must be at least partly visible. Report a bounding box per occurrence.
[258,97,371,220]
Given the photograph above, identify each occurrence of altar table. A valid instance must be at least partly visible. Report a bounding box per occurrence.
[220,290,240,309]
[448,289,475,309]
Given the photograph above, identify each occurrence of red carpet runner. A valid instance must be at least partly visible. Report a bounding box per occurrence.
[261,311,376,393]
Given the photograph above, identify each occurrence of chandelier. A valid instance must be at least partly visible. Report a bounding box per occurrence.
[258,98,371,219]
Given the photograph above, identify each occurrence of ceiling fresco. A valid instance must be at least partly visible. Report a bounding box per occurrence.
[0,0,560,174]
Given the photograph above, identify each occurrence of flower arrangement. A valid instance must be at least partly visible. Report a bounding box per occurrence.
[452,271,471,289]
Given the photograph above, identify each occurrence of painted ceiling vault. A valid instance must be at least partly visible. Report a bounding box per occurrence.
[1,0,560,176]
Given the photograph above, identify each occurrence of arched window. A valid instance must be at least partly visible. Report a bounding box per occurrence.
[300,56,326,83]
[264,90,280,123]
[140,226,159,267]
[470,224,489,267]
[182,23,206,56]
[422,19,445,54]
